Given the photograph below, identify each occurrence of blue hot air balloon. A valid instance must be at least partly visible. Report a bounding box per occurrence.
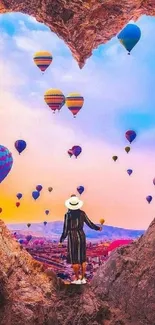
[26,235,32,242]
[15,140,27,154]
[18,239,24,244]
[117,24,141,54]
[72,145,82,158]
[146,195,152,204]
[127,169,133,176]
[36,185,43,192]
[45,210,49,215]
[44,221,47,226]
[0,145,13,183]
[17,193,22,200]
[125,130,136,144]
[32,190,40,200]
[77,186,84,195]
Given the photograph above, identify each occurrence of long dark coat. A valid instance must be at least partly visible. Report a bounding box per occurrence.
[60,209,100,264]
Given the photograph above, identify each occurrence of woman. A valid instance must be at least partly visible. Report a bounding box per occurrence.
[59,194,102,284]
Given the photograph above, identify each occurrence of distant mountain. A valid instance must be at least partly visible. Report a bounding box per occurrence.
[7,221,145,241]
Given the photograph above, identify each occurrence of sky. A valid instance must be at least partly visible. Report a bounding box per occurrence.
[0,13,155,230]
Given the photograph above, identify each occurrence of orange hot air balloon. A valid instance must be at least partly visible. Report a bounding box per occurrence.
[44,89,65,113]
[33,51,53,73]
[16,202,20,208]
[0,208,2,213]
[65,93,84,118]
[99,218,105,225]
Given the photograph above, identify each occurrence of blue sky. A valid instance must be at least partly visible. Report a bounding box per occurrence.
[1,12,155,229]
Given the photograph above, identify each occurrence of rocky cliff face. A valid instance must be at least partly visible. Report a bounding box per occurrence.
[1,218,155,324]
[0,0,154,67]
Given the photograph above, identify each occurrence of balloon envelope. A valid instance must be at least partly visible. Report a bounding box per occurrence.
[153,178,155,186]
[15,140,26,154]
[127,169,133,176]
[146,195,152,203]
[48,187,53,192]
[44,89,65,113]
[0,145,13,183]
[0,208,2,213]
[27,223,31,228]
[68,149,73,158]
[45,210,49,215]
[17,193,22,200]
[33,51,53,72]
[99,218,105,225]
[65,93,84,117]
[44,221,47,226]
[16,202,20,207]
[77,186,84,195]
[32,191,40,200]
[36,185,42,192]
[117,24,141,53]
[72,146,82,158]
[125,130,136,143]
[26,235,32,241]
[112,156,118,162]
[125,146,130,153]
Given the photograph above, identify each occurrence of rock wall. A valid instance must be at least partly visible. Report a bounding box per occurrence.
[0,0,155,67]
[1,218,155,324]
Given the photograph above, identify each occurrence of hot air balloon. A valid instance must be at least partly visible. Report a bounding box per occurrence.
[153,178,155,186]
[77,186,84,195]
[0,145,13,183]
[117,24,141,54]
[27,223,31,228]
[18,239,24,244]
[26,235,32,241]
[44,89,65,113]
[44,221,47,226]
[112,156,118,162]
[36,185,43,192]
[16,202,20,207]
[32,191,40,200]
[68,149,73,158]
[146,195,152,204]
[0,208,2,213]
[127,169,133,176]
[125,146,130,153]
[33,51,53,73]
[48,187,53,192]
[72,146,82,158]
[65,93,84,118]
[99,218,105,225]
[45,210,49,215]
[125,130,136,144]
[17,193,22,200]
[15,140,27,154]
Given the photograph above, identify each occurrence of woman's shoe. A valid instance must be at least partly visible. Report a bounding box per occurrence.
[81,278,87,284]
[71,279,81,284]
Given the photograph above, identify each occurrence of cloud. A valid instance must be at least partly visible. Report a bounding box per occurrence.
[0,13,155,229]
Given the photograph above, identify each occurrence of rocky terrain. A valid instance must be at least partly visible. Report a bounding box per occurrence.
[0,0,155,67]
[1,217,155,324]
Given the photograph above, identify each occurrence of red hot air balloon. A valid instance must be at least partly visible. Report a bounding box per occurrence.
[68,149,73,158]
[16,202,20,207]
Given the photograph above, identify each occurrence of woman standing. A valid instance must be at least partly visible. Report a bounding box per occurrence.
[59,194,102,284]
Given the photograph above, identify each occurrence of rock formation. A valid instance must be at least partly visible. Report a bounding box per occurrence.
[0,0,155,67]
[1,218,155,324]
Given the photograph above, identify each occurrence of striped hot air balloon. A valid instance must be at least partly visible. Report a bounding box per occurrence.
[65,93,84,118]
[33,51,53,73]
[44,89,65,113]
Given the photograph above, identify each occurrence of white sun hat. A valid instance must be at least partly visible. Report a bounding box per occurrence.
[65,194,83,210]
